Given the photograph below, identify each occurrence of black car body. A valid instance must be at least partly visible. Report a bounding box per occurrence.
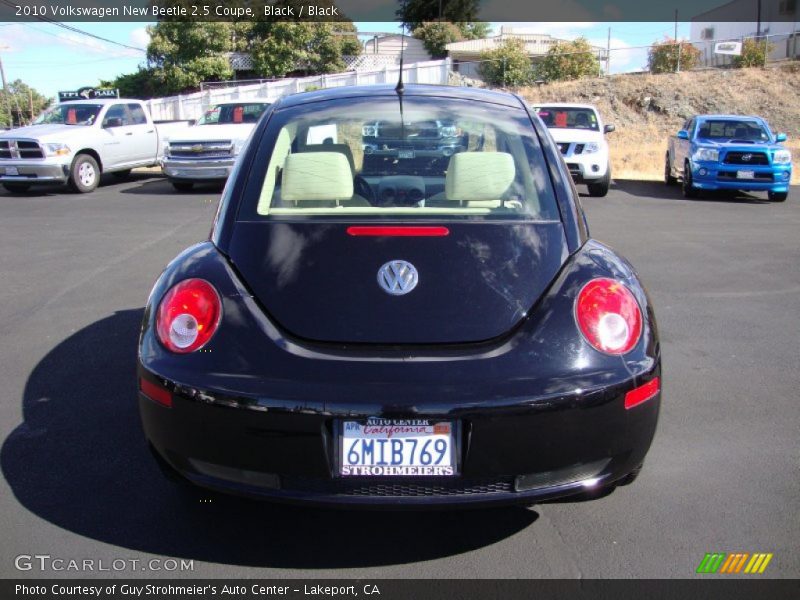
[138,85,661,507]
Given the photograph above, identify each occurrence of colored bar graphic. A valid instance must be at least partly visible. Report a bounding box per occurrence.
[697,552,773,574]
[744,553,774,574]
[719,553,749,573]
[697,553,726,573]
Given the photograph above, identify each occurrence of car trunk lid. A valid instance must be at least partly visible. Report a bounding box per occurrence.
[226,221,568,345]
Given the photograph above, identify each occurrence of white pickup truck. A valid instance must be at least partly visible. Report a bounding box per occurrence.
[161,101,271,191]
[532,103,615,197]
[0,99,189,194]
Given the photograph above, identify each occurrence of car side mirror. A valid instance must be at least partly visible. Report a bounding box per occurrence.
[604,124,615,134]
[677,130,689,140]
[775,132,787,142]
[104,117,123,128]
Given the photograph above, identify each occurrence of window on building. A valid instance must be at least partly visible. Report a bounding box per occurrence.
[700,28,715,40]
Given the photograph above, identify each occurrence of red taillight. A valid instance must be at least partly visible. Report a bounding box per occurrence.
[156,279,222,353]
[575,278,643,355]
[346,226,450,237]
[140,377,172,408]
[625,377,660,409]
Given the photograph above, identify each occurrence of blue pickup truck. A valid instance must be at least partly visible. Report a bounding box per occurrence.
[665,114,792,201]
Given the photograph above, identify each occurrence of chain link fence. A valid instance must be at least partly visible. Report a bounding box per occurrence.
[447,32,800,87]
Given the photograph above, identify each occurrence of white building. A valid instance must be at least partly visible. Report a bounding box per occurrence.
[691,0,800,66]
[445,26,608,79]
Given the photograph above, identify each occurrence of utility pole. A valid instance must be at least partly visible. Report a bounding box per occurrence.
[674,9,681,73]
[0,45,12,128]
[674,9,678,41]
[606,27,611,76]
[756,0,762,38]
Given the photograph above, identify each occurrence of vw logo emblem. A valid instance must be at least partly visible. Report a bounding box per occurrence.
[741,153,752,162]
[377,260,418,295]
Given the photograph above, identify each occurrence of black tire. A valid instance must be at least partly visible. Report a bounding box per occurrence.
[2,182,32,194]
[768,191,788,202]
[664,153,677,185]
[682,162,698,198]
[68,153,100,193]
[111,169,132,180]
[587,166,611,197]
[171,180,194,192]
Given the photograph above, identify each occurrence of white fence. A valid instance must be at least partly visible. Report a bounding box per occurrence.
[146,58,452,122]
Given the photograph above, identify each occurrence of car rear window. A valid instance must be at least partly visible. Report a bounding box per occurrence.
[242,96,560,221]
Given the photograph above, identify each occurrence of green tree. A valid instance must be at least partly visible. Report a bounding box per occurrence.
[535,37,601,82]
[412,21,464,58]
[412,21,491,58]
[0,80,51,127]
[733,37,774,68]
[647,38,701,73]
[457,22,491,40]
[248,22,360,78]
[398,0,481,30]
[145,22,235,93]
[478,38,532,87]
[101,69,162,100]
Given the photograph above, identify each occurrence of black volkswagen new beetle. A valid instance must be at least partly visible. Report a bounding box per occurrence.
[138,84,661,507]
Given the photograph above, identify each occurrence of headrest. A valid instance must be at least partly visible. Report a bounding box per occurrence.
[281,152,354,202]
[301,143,355,174]
[445,152,515,201]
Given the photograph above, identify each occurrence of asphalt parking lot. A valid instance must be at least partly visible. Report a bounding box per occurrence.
[0,174,797,579]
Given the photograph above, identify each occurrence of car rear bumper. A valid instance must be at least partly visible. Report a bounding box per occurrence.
[0,160,69,184]
[161,157,235,181]
[139,367,660,507]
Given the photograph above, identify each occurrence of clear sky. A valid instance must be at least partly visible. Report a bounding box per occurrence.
[0,20,691,100]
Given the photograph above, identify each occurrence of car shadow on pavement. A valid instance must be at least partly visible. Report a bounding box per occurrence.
[120,178,225,196]
[0,173,161,197]
[611,179,772,204]
[1,309,538,570]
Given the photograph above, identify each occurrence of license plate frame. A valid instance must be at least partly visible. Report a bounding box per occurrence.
[335,418,461,477]
[737,170,755,180]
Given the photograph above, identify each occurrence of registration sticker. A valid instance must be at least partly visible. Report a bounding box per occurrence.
[340,418,457,476]
[737,170,755,179]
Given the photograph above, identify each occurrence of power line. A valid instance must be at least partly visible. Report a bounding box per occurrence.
[0,0,146,52]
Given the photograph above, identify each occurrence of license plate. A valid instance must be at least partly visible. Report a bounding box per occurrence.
[737,170,755,179]
[4,167,19,176]
[340,418,457,476]
[398,150,415,159]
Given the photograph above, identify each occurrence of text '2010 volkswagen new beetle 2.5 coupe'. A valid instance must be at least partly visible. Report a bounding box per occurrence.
[138,84,661,507]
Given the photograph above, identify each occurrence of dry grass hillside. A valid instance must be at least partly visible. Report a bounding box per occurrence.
[517,65,800,184]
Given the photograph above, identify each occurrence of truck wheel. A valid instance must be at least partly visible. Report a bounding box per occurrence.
[68,154,100,193]
[2,183,32,194]
[768,191,788,202]
[111,169,132,180]
[664,153,677,186]
[587,166,610,197]
[682,162,698,198]
[171,181,194,192]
